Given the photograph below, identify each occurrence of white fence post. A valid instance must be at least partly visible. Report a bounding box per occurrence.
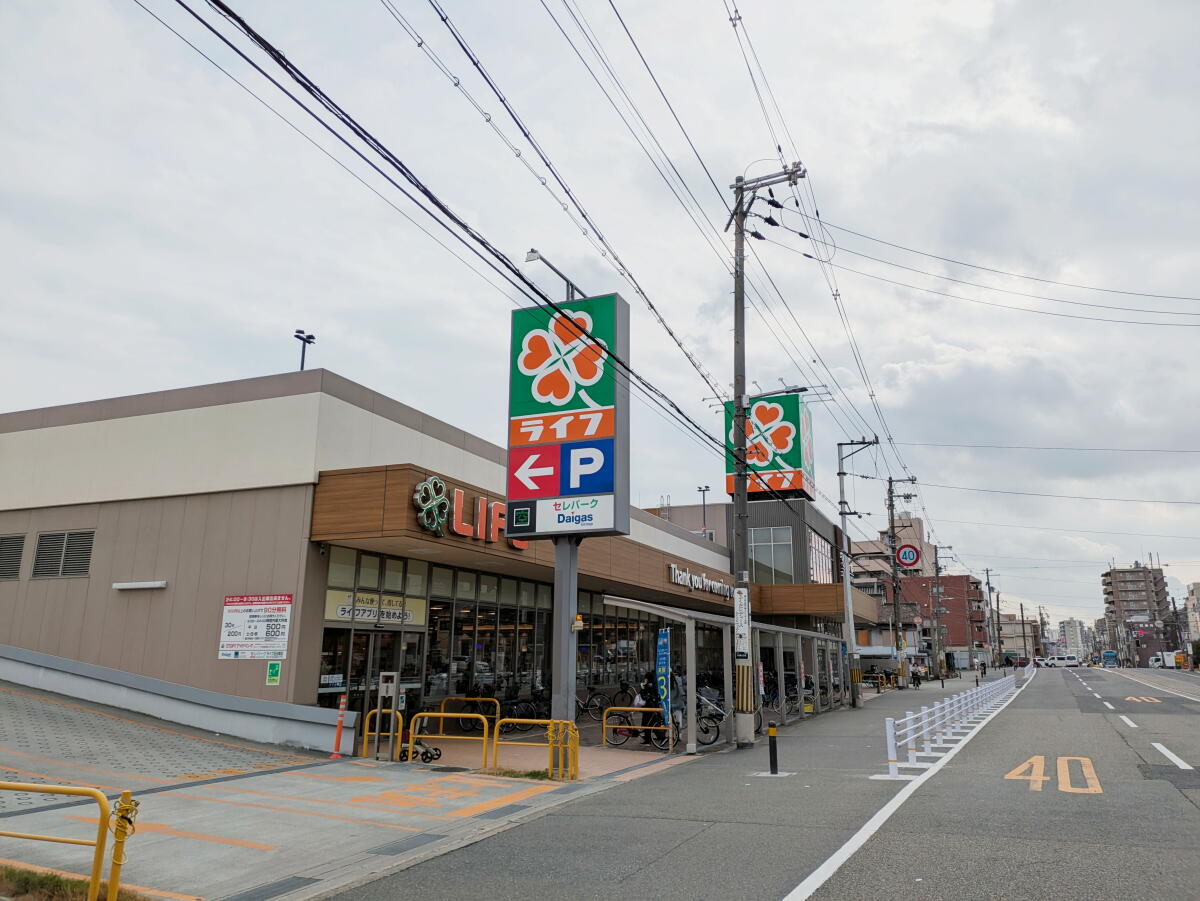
[885,716,899,777]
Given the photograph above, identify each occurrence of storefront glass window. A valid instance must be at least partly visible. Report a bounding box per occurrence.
[497,602,517,696]
[500,578,518,606]
[431,566,454,598]
[328,546,357,588]
[405,560,428,596]
[516,588,535,696]
[475,601,497,694]
[456,570,477,600]
[382,558,405,593]
[452,602,475,694]
[478,574,498,603]
[358,554,381,590]
[425,601,452,701]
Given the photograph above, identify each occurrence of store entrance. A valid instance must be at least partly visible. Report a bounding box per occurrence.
[318,628,424,735]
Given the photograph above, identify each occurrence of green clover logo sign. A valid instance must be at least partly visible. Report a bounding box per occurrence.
[413,476,450,536]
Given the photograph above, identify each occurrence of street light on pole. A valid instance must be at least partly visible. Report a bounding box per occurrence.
[525,249,587,301]
[294,330,315,371]
[697,485,711,537]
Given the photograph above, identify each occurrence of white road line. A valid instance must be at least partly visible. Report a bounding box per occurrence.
[1119,715,1138,728]
[1111,670,1200,703]
[1092,693,1101,699]
[1103,702,1115,710]
[783,670,1037,900]
[1151,742,1194,770]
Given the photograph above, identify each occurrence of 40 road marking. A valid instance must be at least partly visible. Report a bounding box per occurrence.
[1004,755,1102,794]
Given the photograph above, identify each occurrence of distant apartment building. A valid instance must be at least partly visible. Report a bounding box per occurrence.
[1102,561,1169,666]
[1058,618,1088,657]
[998,612,1042,662]
[1187,583,1200,646]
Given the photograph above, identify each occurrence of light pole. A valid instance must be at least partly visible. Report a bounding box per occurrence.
[294,330,315,370]
[697,486,711,537]
[526,249,587,301]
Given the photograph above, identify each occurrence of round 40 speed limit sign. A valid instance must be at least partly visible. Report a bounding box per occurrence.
[896,544,921,567]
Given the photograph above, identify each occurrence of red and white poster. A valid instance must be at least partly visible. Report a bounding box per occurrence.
[218,594,293,660]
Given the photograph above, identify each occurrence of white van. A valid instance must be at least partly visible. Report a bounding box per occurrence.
[1047,654,1081,667]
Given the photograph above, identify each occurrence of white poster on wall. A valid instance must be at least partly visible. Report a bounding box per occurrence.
[218,594,293,660]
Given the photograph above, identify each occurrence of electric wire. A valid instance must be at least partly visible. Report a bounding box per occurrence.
[817,219,1200,302]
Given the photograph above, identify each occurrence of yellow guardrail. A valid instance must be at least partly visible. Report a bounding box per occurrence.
[601,706,673,751]
[490,718,579,780]
[437,696,502,734]
[408,712,491,769]
[0,782,139,901]
[361,708,404,760]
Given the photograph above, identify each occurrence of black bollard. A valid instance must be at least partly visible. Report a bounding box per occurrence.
[768,721,779,775]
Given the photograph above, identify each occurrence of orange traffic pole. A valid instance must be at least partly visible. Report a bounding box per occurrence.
[331,693,348,759]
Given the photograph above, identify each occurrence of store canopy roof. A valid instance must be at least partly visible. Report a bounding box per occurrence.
[603,595,840,643]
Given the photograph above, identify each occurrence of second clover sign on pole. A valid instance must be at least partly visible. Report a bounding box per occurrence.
[505,293,629,722]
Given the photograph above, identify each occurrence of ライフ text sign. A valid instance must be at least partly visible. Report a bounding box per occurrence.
[506,294,630,538]
[724,391,815,500]
[219,594,293,660]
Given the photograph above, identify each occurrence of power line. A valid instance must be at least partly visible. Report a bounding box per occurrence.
[912,479,1200,507]
[938,518,1200,541]
[767,216,1200,318]
[419,0,728,405]
[817,219,1200,302]
[896,442,1200,454]
[176,0,730,466]
[763,236,1200,328]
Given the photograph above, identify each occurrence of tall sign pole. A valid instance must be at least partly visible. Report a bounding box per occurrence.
[505,293,630,723]
[837,437,876,708]
[887,475,917,685]
[727,163,804,747]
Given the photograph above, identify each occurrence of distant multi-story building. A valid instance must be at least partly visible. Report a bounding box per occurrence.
[1186,583,1200,647]
[998,612,1042,662]
[1102,561,1169,666]
[1058,618,1087,657]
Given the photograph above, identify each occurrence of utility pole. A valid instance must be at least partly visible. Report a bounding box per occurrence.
[838,437,878,707]
[728,163,804,747]
[932,545,943,678]
[886,475,917,686]
[985,568,998,666]
[1020,602,1030,661]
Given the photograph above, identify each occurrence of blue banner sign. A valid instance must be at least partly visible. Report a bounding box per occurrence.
[656,628,671,727]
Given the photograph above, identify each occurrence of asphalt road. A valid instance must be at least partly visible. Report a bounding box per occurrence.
[334,669,1200,901]
[810,666,1200,900]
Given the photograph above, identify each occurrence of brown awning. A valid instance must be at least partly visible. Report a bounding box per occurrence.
[753,582,877,623]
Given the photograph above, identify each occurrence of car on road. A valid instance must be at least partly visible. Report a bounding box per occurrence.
[1035,657,1047,666]
[1046,655,1081,667]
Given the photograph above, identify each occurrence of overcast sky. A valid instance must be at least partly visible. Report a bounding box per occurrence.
[3,0,1198,629]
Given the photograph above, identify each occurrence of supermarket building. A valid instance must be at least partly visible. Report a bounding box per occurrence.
[0,370,874,751]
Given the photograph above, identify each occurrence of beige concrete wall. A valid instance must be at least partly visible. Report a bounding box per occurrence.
[0,485,317,703]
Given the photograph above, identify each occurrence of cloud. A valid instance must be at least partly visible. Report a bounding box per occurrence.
[2,0,1198,627]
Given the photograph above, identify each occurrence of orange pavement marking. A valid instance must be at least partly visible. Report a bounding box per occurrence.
[0,684,308,759]
[0,857,202,900]
[170,792,420,831]
[196,785,453,820]
[0,745,178,785]
[446,782,560,818]
[66,816,275,851]
[285,772,385,783]
[0,764,124,792]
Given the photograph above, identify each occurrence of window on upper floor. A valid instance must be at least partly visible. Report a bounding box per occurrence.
[749,526,793,585]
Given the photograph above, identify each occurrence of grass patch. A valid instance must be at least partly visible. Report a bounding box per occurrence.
[485,767,554,781]
[0,865,150,901]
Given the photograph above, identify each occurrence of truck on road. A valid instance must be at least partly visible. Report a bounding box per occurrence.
[1102,650,1118,668]
[1149,652,1180,668]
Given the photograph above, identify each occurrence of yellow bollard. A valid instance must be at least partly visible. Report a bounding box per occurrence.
[106,791,139,901]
